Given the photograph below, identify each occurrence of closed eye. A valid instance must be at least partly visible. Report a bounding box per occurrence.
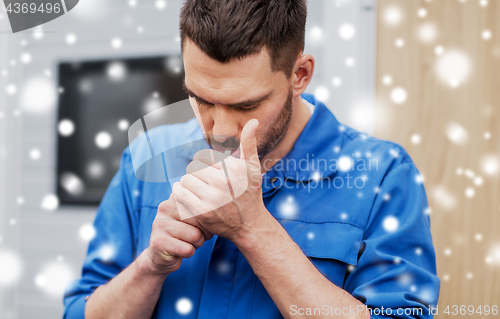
[190,94,258,112]
[238,104,259,112]
[189,94,213,107]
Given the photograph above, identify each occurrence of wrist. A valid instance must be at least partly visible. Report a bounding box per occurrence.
[136,248,173,279]
[233,211,283,253]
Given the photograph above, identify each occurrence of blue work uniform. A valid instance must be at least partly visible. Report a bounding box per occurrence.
[63,93,440,318]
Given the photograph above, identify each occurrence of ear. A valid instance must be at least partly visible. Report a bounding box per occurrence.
[291,53,315,98]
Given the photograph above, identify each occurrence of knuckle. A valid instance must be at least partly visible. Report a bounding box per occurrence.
[181,244,195,258]
[152,218,167,232]
[152,219,160,231]
[172,182,180,192]
[186,162,196,174]
[150,236,161,250]
[190,229,203,243]
[158,200,172,213]
[180,174,191,187]
[192,150,202,161]
[175,190,186,203]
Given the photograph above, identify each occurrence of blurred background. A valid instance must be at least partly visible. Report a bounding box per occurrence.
[0,0,498,318]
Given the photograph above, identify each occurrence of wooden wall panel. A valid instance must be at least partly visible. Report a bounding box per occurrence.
[376,0,500,315]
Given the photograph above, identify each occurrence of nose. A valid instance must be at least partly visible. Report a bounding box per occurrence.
[212,106,239,139]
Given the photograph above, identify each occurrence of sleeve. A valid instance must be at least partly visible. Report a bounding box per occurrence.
[343,162,440,319]
[63,148,140,319]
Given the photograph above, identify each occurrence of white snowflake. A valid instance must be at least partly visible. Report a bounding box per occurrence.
[465,187,475,198]
[0,250,23,287]
[41,194,59,211]
[58,119,75,137]
[176,297,193,315]
[95,131,113,149]
[338,23,356,40]
[432,186,457,210]
[382,75,393,86]
[411,134,421,144]
[390,87,407,104]
[332,77,342,87]
[389,148,400,158]
[482,30,492,41]
[35,261,75,298]
[481,155,499,175]
[111,37,123,49]
[65,33,77,45]
[417,8,427,18]
[79,224,96,242]
[338,156,352,172]
[279,196,297,218]
[417,23,437,43]
[384,6,403,26]
[383,216,399,232]
[436,51,471,88]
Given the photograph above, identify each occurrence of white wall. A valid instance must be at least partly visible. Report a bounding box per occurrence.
[0,0,376,317]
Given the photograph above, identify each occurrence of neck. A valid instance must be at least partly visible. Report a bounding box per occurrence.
[260,96,312,174]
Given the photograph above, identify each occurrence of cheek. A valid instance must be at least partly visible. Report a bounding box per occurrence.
[252,111,277,141]
[255,100,282,124]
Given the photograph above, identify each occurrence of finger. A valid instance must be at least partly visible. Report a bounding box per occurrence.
[172,182,197,219]
[186,159,220,176]
[163,236,196,258]
[173,181,201,200]
[193,149,225,169]
[186,160,224,184]
[240,119,260,166]
[180,173,211,199]
[167,219,206,249]
[175,199,196,221]
[182,215,214,240]
[157,193,181,220]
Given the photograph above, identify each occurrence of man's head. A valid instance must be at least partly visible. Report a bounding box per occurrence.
[180,0,313,159]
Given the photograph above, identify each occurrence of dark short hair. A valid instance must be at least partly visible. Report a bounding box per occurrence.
[179,0,307,79]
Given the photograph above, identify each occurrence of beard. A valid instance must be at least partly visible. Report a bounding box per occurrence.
[256,86,294,159]
[205,86,294,159]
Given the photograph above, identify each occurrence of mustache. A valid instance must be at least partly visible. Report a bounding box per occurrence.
[206,135,241,151]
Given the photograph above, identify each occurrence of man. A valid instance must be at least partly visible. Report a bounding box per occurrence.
[64,0,440,318]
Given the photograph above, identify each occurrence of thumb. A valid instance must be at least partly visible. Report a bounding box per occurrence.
[240,119,259,164]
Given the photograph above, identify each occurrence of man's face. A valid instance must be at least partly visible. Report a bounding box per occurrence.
[182,39,295,159]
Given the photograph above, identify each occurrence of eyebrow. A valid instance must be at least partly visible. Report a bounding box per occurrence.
[182,80,272,110]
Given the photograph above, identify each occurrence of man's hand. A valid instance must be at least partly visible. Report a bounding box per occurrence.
[145,193,213,275]
[171,119,268,243]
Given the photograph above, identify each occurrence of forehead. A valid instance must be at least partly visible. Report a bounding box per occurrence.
[182,39,283,102]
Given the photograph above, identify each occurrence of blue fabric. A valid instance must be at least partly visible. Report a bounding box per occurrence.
[63,94,440,318]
